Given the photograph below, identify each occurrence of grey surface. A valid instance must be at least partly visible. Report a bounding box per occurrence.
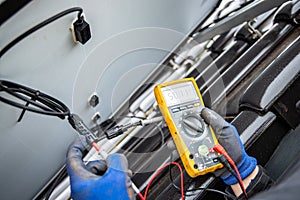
[0,0,218,199]
[265,125,300,181]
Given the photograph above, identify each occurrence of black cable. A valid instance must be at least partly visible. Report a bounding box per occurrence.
[168,153,237,200]
[0,7,83,58]
[186,187,237,200]
[44,166,68,200]
[169,152,182,191]
[0,80,70,119]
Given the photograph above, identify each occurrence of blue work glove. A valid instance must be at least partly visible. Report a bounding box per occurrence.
[66,138,134,200]
[201,108,257,185]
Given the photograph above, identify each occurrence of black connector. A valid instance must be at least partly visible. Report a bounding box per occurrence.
[73,16,91,44]
[218,154,236,175]
[68,113,98,144]
[105,126,124,139]
[105,121,142,139]
[0,7,85,58]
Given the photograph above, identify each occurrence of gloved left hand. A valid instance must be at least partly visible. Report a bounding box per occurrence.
[66,138,135,200]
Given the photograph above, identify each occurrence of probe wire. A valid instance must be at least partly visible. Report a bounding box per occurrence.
[168,152,237,200]
[143,162,184,200]
[213,144,248,199]
[132,183,145,200]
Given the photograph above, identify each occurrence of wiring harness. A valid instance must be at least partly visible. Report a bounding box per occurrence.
[0,80,70,121]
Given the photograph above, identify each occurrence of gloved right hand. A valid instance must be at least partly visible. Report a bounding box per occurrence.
[201,108,257,185]
[66,138,134,200]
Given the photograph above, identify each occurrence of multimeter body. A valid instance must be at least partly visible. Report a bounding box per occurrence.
[154,78,223,177]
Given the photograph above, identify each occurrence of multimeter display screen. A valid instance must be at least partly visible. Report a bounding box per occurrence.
[161,81,198,106]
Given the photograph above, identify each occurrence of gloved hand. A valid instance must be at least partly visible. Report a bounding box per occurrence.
[201,108,257,185]
[66,138,134,200]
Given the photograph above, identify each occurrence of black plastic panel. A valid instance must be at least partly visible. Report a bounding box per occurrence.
[202,22,294,109]
[240,35,300,113]
[232,111,276,148]
[273,77,300,128]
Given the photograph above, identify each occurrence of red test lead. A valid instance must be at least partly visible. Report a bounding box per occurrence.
[213,144,248,198]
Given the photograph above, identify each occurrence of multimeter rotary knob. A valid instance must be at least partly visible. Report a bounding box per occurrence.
[182,114,205,137]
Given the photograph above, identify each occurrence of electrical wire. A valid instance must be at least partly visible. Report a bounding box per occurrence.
[213,144,248,199]
[218,156,246,200]
[0,80,70,120]
[168,152,183,191]
[0,7,83,58]
[168,152,237,200]
[44,166,68,200]
[187,187,237,200]
[131,183,145,200]
[143,162,184,200]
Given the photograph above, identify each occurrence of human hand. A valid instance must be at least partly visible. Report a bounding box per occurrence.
[66,138,134,200]
[201,108,257,185]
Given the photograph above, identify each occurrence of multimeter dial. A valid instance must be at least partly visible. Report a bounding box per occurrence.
[172,105,219,171]
[182,113,205,138]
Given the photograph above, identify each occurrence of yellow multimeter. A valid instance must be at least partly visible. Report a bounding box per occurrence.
[154,77,223,177]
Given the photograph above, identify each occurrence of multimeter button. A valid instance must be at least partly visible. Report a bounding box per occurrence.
[180,106,187,110]
[213,158,219,163]
[194,103,200,107]
[198,145,209,156]
[171,108,180,113]
[187,105,194,109]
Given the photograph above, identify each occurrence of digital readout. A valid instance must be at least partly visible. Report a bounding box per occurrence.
[161,81,199,106]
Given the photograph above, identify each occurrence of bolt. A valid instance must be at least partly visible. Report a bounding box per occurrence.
[88,92,99,107]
